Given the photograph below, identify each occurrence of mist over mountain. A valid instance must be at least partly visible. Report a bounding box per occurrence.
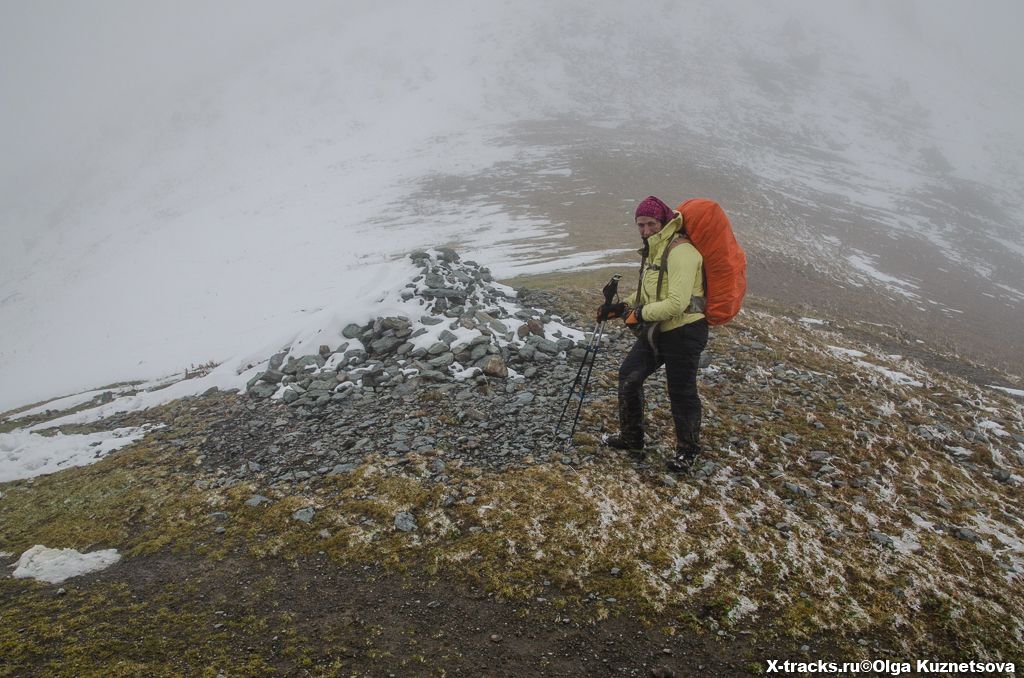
[1,0,1022,410]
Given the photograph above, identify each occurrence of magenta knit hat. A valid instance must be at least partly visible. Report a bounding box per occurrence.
[634,195,675,225]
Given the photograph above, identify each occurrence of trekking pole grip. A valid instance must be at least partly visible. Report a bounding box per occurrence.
[602,274,621,307]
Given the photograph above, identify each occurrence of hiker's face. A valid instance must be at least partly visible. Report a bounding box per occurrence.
[636,216,663,239]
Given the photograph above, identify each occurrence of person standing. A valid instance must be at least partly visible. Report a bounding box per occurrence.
[598,195,709,472]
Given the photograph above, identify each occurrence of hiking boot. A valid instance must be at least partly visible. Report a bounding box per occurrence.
[666,446,700,474]
[604,434,645,459]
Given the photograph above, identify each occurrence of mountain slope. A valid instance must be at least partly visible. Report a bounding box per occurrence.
[2,268,1022,671]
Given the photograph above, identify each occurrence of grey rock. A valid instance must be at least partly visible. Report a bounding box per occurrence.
[869,531,893,547]
[292,507,316,523]
[533,338,561,356]
[425,288,468,300]
[245,495,271,507]
[250,383,277,398]
[992,468,1012,482]
[427,341,450,356]
[474,311,506,335]
[268,351,288,371]
[956,527,983,543]
[297,355,326,370]
[328,463,358,476]
[394,511,418,532]
[428,352,455,368]
[470,343,491,361]
[783,482,813,498]
[371,336,402,354]
[392,380,421,396]
[436,247,460,262]
[381,316,410,332]
[261,370,285,384]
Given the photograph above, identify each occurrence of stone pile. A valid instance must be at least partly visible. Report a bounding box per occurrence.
[245,249,587,410]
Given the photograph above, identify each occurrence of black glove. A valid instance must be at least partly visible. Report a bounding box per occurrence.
[596,302,628,322]
[625,305,643,326]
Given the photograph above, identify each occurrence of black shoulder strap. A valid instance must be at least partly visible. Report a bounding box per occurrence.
[655,233,687,301]
[633,252,646,307]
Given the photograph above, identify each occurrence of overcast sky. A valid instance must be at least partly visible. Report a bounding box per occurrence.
[2,1,1022,195]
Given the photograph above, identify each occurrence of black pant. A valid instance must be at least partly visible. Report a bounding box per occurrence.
[618,319,709,451]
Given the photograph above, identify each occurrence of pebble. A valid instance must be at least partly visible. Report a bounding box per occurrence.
[869,531,893,547]
[955,527,982,543]
[395,511,418,532]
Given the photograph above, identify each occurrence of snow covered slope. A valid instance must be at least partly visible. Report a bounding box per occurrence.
[1,0,1021,411]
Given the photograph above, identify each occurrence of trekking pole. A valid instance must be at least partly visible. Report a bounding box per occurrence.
[554,274,621,443]
[554,319,602,437]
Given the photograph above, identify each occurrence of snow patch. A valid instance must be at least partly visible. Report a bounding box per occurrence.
[988,385,1024,398]
[0,425,163,482]
[827,345,867,358]
[12,545,121,584]
[846,252,921,299]
[854,360,924,388]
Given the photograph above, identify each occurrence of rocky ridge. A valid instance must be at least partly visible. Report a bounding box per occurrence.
[244,248,587,411]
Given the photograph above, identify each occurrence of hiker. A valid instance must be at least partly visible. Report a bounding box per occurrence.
[597,195,709,472]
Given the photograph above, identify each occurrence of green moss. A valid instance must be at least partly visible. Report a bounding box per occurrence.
[0,441,207,557]
[0,579,275,677]
[778,598,820,639]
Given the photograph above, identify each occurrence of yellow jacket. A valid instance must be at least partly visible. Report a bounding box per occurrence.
[634,213,705,332]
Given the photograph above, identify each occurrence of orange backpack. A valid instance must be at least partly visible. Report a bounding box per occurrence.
[675,198,747,325]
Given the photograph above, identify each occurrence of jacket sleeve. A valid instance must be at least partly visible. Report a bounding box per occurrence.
[640,244,700,322]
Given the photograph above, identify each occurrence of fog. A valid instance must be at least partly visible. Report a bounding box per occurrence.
[4,1,1022,212]
[1,0,1023,410]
